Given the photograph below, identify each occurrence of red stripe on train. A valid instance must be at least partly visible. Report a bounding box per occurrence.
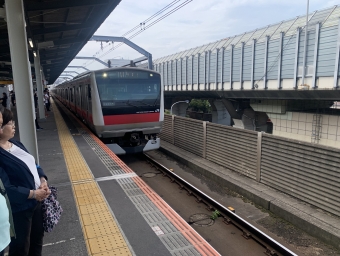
[103,113,160,125]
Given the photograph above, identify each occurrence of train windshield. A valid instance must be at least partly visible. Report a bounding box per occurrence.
[95,70,161,108]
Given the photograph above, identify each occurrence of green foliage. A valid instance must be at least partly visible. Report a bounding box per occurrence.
[211,210,220,220]
[188,99,211,113]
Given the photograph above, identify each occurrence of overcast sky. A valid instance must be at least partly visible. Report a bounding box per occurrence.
[66,0,338,73]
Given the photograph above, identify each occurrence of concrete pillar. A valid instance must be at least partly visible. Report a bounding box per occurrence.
[209,99,232,126]
[6,0,39,163]
[34,51,45,120]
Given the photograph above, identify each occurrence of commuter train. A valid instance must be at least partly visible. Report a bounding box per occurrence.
[53,67,164,154]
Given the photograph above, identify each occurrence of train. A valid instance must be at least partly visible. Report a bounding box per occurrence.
[53,67,164,154]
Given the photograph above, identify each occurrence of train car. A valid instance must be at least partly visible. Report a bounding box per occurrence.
[53,67,164,154]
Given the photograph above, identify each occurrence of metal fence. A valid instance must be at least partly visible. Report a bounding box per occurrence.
[160,114,340,216]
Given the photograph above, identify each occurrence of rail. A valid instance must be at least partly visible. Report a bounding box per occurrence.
[144,153,298,256]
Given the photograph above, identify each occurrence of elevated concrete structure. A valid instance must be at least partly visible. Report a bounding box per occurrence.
[154,6,340,147]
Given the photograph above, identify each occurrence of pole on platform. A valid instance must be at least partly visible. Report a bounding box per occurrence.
[5,0,39,163]
[34,51,45,120]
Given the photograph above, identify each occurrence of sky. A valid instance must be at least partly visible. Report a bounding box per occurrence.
[65,0,338,74]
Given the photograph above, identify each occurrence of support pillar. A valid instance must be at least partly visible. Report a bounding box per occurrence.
[6,0,39,163]
[209,99,232,126]
[34,51,45,120]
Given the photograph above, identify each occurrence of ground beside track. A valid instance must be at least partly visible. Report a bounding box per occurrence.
[121,150,340,256]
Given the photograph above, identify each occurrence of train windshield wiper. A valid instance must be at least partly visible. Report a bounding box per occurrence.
[135,100,152,107]
[152,93,161,106]
[125,100,139,108]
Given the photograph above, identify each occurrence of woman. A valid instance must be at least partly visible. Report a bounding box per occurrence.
[0,109,14,256]
[0,170,15,256]
[0,109,50,256]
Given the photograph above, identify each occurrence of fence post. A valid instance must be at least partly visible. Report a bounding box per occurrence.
[256,132,263,182]
[203,121,207,158]
[172,115,175,145]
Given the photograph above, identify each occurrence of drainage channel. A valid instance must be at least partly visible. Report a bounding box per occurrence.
[142,153,298,256]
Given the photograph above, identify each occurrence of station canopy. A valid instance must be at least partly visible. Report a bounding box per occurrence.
[0,0,121,84]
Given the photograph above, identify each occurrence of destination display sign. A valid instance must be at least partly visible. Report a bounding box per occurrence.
[98,70,153,79]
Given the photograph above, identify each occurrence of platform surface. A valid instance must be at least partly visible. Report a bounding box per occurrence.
[11,100,220,256]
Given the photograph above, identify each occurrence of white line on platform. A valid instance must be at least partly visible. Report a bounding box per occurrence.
[43,238,75,247]
[96,173,138,182]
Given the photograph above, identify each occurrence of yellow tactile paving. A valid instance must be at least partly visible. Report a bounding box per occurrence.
[84,222,121,239]
[81,211,113,226]
[53,101,133,256]
[92,248,132,256]
[88,235,128,254]
[79,203,109,215]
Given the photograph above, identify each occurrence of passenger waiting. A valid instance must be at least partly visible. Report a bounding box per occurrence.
[0,109,50,256]
[0,93,8,111]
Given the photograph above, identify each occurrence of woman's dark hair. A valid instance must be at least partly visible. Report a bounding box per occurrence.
[2,109,13,126]
[2,92,7,99]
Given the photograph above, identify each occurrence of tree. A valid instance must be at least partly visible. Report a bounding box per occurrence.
[188,99,211,113]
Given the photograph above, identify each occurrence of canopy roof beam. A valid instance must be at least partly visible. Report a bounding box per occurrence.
[90,35,153,69]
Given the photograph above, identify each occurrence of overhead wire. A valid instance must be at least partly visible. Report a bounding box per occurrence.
[121,0,182,37]
[94,0,183,55]
[94,0,192,62]
[81,0,192,68]
[82,0,185,65]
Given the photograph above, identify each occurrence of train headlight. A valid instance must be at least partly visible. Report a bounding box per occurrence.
[150,74,153,77]
[103,73,107,78]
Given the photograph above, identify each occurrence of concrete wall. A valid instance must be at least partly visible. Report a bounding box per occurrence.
[160,114,340,217]
[268,112,340,148]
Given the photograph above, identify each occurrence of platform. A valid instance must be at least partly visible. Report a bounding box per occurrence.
[11,100,220,256]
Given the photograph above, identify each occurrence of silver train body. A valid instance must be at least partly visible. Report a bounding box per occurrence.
[53,67,164,154]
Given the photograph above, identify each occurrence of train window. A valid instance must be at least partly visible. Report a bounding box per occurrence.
[95,70,161,106]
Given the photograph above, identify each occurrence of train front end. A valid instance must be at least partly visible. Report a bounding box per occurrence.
[91,68,164,154]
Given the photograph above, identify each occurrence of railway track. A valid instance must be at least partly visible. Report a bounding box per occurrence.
[121,152,297,256]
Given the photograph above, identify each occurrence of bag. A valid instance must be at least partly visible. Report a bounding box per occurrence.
[41,186,63,232]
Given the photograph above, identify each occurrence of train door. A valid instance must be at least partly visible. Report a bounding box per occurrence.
[81,85,87,120]
[87,84,92,124]
[70,87,74,111]
[81,85,87,121]
[74,85,78,114]
[78,85,82,117]
[66,88,69,108]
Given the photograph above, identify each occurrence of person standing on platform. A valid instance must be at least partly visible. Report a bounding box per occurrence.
[0,109,50,256]
[0,177,11,256]
[0,110,14,256]
[33,91,43,130]
[10,91,15,107]
[34,91,38,109]
[0,93,8,111]
[44,89,50,112]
